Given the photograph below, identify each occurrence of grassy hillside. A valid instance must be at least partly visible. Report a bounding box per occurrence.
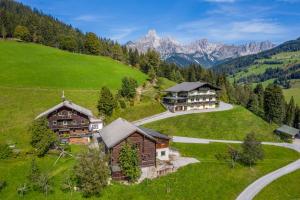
[0,41,173,149]
[0,143,298,199]
[0,41,147,90]
[230,51,300,81]
[145,106,279,142]
[255,169,300,200]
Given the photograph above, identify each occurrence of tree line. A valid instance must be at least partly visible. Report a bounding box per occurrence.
[218,76,300,133]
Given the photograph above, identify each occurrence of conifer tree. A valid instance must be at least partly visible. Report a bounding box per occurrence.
[97,86,115,117]
[263,84,285,124]
[247,93,259,115]
[119,77,138,100]
[284,96,296,126]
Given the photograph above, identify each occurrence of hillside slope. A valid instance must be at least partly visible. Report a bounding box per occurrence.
[0,41,147,90]
[214,37,300,74]
[0,41,149,148]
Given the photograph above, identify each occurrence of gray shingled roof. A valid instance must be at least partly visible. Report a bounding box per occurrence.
[35,100,93,119]
[165,81,220,92]
[99,118,155,148]
[139,127,170,140]
[276,125,299,136]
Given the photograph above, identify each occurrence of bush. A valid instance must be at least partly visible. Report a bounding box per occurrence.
[119,143,141,182]
[0,143,12,159]
[119,99,127,109]
[0,180,7,192]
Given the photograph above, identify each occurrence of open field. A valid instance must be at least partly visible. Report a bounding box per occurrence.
[145,106,279,142]
[283,79,300,105]
[229,51,300,82]
[0,41,147,90]
[254,169,300,200]
[0,41,174,149]
[0,143,299,200]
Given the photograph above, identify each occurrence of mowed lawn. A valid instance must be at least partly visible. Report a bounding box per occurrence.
[0,143,299,200]
[145,106,279,141]
[255,169,300,200]
[283,87,300,106]
[0,41,147,90]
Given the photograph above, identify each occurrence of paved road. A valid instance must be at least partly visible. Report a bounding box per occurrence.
[172,136,300,200]
[133,101,233,126]
[173,136,300,152]
[236,159,300,200]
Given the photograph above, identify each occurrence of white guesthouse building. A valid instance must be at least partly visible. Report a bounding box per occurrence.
[163,81,220,112]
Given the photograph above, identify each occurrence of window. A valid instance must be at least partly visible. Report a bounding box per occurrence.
[161,151,166,156]
[92,124,98,129]
[81,120,85,124]
[52,121,57,125]
[63,121,68,125]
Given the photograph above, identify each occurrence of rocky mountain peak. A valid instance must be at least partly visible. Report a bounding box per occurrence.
[127,29,276,67]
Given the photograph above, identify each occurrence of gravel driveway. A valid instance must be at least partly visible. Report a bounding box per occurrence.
[133,101,233,126]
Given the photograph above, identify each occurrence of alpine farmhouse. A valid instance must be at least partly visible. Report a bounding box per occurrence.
[36,99,103,144]
[97,118,171,180]
[163,81,220,112]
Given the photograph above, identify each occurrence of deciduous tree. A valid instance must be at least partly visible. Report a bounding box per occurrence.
[73,148,109,197]
[29,118,58,157]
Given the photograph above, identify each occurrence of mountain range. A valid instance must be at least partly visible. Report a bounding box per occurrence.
[126,30,276,68]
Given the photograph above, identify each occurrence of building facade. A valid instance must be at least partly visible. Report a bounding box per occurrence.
[163,81,220,112]
[98,118,170,180]
[36,99,103,144]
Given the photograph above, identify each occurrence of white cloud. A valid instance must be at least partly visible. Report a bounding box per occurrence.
[74,15,107,22]
[176,18,287,42]
[110,28,137,41]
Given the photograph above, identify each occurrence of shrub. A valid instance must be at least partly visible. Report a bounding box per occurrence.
[0,180,7,192]
[119,143,141,182]
[0,143,12,159]
[119,99,127,109]
[240,132,264,166]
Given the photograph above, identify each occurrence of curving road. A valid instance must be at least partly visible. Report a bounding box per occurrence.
[133,101,233,126]
[172,136,300,200]
[131,102,300,200]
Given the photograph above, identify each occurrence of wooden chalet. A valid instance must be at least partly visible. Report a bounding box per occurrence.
[98,118,170,180]
[36,96,103,144]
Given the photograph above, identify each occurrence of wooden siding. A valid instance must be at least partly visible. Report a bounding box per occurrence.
[47,106,90,134]
[155,138,169,149]
[110,131,156,180]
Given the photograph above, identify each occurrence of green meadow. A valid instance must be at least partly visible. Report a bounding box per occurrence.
[0,41,147,90]
[145,106,279,142]
[0,143,299,200]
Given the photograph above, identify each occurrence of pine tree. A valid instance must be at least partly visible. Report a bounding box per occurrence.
[254,83,264,110]
[247,93,259,115]
[119,77,138,100]
[263,84,285,124]
[148,66,157,83]
[294,105,300,128]
[97,86,115,117]
[284,96,296,126]
[27,158,41,190]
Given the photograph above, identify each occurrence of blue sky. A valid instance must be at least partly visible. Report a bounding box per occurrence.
[17,0,300,44]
